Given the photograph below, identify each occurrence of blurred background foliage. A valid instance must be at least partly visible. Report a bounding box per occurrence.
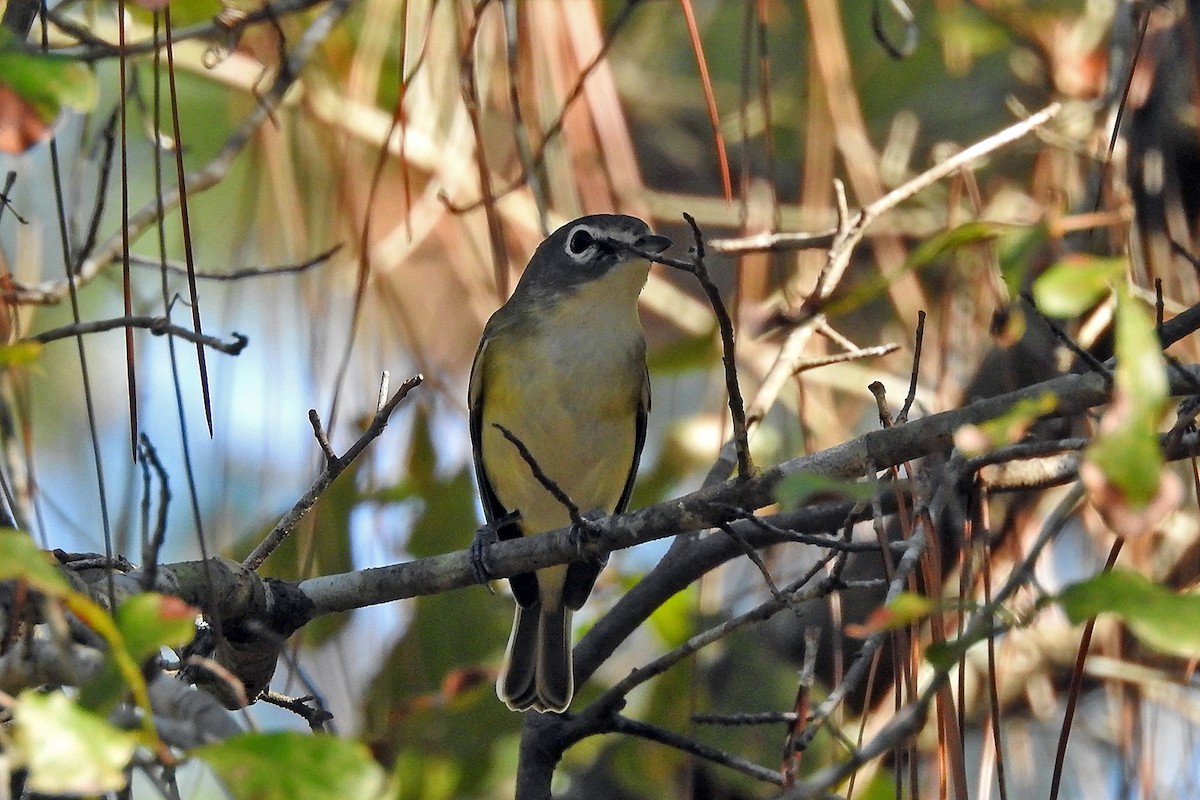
[5,0,1200,796]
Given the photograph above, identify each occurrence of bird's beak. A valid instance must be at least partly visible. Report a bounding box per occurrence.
[635,233,671,255]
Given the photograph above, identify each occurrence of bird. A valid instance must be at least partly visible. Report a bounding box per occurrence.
[468,214,670,712]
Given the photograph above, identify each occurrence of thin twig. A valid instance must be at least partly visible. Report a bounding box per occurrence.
[734,108,1063,474]
[628,215,753,481]
[458,5,507,298]
[612,715,783,785]
[1048,537,1124,800]
[717,504,891,552]
[441,1,644,216]
[242,374,422,570]
[1155,277,1165,332]
[0,171,27,225]
[781,626,820,786]
[694,711,800,726]
[897,309,925,424]
[587,549,842,714]
[710,228,838,255]
[791,342,901,375]
[1019,292,1112,381]
[260,691,334,731]
[1169,236,1200,276]
[793,525,928,752]
[717,521,784,601]
[308,410,339,465]
[780,483,1085,799]
[26,316,248,355]
[127,245,341,282]
[375,372,390,413]
[683,213,753,481]
[502,0,546,233]
[493,423,583,527]
[868,381,895,429]
[137,434,171,591]
[72,108,120,269]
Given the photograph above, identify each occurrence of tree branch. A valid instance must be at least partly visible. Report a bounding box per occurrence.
[242,374,423,571]
[295,361,1200,615]
[27,316,248,355]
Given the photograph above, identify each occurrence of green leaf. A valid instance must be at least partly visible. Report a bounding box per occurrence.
[954,391,1058,455]
[11,690,138,795]
[0,530,158,736]
[82,593,197,712]
[0,528,70,591]
[925,627,989,670]
[825,221,1009,317]
[392,751,459,800]
[996,222,1049,300]
[116,592,197,662]
[126,0,224,27]
[646,330,719,373]
[774,471,874,509]
[847,592,947,638]
[1085,286,1168,507]
[877,592,935,628]
[0,341,42,366]
[1030,255,1124,317]
[1086,422,1163,506]
[1058,569,1200,658]
[194,731,388,800]
[1111,284,1168,411]
[646,580,696,648]
[0,29,96,122]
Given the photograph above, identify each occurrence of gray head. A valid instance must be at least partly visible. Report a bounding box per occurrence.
[512,214,671,302]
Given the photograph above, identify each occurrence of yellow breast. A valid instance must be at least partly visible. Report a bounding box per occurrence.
[478,273,646,536]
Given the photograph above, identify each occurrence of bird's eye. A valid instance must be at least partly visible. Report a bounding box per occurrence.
[567,228,595,256]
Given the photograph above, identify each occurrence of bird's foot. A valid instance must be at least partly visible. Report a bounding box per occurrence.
[568,509,608,563]
[469,526,496,588]
[470,510,520,588]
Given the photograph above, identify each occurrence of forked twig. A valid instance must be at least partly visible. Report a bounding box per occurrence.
[243,374,422,570]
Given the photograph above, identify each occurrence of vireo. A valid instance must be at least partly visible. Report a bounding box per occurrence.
[469,214,670,712]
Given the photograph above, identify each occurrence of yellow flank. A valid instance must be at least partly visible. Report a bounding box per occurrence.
[477,265,646,610]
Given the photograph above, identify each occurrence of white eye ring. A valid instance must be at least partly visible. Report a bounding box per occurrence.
[566,227,597,257]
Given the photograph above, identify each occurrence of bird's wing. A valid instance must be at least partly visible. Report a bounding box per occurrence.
[469,328,540,608]
[614,364,651,515]
[468,332,521,540]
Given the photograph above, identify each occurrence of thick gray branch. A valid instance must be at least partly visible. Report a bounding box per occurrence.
[297,363,1167,615]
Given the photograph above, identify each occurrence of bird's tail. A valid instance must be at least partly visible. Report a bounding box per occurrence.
[498,602,573,713]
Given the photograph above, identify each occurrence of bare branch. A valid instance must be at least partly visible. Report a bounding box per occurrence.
[897,310,926,424]
[26,316,248,355]
[242,374,423,571]
[127,245,341,282]
[295,359,1200,614]
[612,715,784,785]
[800,103,1063,322]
